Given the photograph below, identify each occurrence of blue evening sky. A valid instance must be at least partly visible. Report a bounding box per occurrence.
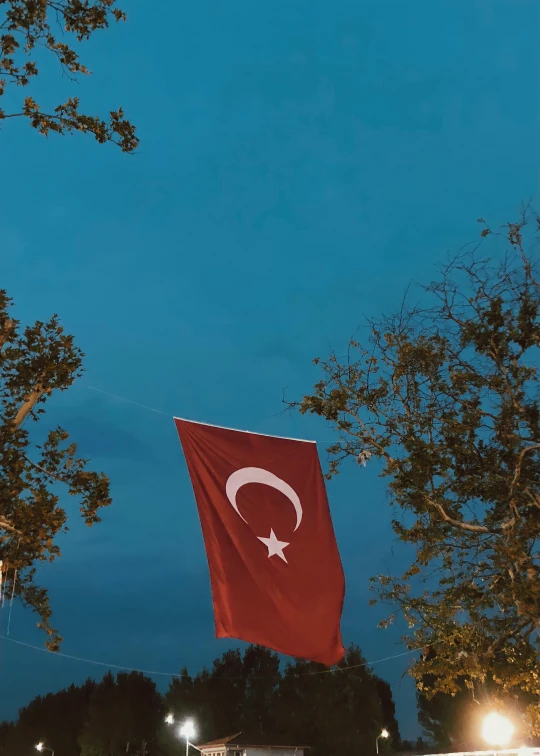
[0,0,538,742]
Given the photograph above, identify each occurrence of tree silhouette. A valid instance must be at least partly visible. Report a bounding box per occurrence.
[0,644,402,756]
[290,209,540,735]
[0,291,112,648]
[0,0,138,151]
[375,678,401,747]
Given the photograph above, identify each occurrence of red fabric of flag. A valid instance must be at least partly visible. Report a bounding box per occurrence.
[174,418,345,666]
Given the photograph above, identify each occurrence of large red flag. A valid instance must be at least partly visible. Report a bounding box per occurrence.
[174,418,345,666]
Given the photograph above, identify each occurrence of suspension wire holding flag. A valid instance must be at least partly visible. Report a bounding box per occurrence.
[0,632,422,679]
[83,385,169,416]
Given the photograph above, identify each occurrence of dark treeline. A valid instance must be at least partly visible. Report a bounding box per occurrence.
[0,644,424,756]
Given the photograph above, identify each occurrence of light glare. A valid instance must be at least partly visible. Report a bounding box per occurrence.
[482,712,514,746]
[180,720,196,741]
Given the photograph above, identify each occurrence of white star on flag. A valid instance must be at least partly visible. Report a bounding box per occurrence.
[257,529,290,563]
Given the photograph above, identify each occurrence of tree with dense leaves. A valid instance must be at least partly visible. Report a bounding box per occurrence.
[0,644,402,756]
[0,290,112,648]
[238,644,281,740]
[165,643,399,755]
[78,672,164,756]
[162,665,213,751]
[0,0,138,151]
[273,645,387,756]
[0,678,96,756]
[375,677,401,747]
[417,650,537,751]
[165,645,281,744]
[290,210,540,735]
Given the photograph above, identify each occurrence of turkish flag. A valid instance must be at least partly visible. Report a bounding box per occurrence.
[174,418,345,666]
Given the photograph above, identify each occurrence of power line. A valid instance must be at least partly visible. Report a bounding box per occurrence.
[0,634,421,679]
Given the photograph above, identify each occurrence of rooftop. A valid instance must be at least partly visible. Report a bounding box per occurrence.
[198,733,309,750]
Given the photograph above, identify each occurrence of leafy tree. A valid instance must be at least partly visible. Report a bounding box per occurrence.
[206,649,247,737]
[79,672,164,756]
[0,290,112,648]
[0,678,96,756]
[1,643,401,756]
[0,0,138,151]
[417,683,469,751]
[375,677,401,747]
[238,645,281,739]
[78,672,119,756]
[164,665,212,746]
[165,645,280,743]
[290,210,540,734]
[417,650,537,751]
[274,645,386,756]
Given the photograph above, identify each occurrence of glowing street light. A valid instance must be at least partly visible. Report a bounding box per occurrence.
[165,714,201,756]
[178,720,196,756]
[35,743,54,756]
[376,729,389,754]
[482,712,515,746]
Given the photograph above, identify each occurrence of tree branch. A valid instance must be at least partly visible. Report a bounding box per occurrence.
[12,384,48,429]
[425,496,490,533]
[0,318,15,351]
[0,517,21,535]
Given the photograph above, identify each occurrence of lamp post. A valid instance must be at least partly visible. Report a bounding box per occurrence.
[376,729,389,754]
[178,719,196,756]
[165,715,200,756]
[35,743,54,756]
[482,712,515,748]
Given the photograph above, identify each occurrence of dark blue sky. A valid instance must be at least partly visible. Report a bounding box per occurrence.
[0,0,538,742]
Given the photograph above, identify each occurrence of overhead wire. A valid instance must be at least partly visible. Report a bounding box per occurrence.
[0,633,422,679]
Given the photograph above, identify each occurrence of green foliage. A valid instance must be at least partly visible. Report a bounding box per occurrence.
[417,650,537,751]
[165,643,400,756]
[0,290,112,648]
[0,679,96,756]
[0,0,138,151]
[165,646,282,746]
[272,646,396,756]
[376,678,401,746]
[291,210,540,735]
[0,644,401,756]
[78,672,164,756]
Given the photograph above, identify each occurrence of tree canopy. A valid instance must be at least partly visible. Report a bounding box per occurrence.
[0,643,404,756]
[0,290,112,649]
[291,210,540,735]
[0,0,137,151]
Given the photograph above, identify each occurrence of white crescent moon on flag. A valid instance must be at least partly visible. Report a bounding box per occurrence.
[225,467,303,532]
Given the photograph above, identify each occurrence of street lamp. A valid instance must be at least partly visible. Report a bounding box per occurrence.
[376,729,389,754]
[165,714,201,756]
[178,720,196,756]
[35,743,54,756]
[482,712,514,747]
